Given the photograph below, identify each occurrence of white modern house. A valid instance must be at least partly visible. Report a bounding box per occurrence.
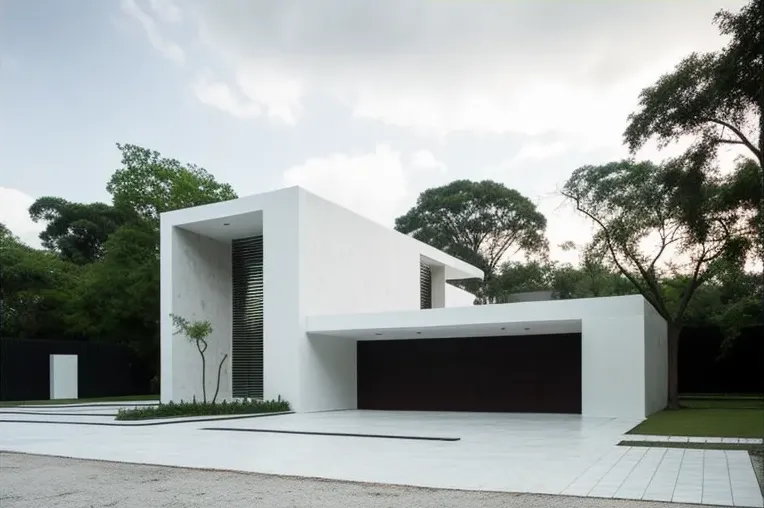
[160,186,668,419]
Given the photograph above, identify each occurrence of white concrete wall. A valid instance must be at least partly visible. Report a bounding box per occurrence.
[260,193,302,408]
[165,228,233,403]
[581,314,645,418]
[307,294,665,419]
[296,189,430,411]
[49,355,78,399]
[445,283,476,307]
[643,300,668,415]
[161,188,303,408]
[300,335,358,412]
[298,189,423,316]
[430,265,446,308]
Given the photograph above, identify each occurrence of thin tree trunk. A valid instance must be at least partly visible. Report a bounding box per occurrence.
[212,354,228,404]
[196,340,207,404]
[758,125,763,446]
[667,324,681,410]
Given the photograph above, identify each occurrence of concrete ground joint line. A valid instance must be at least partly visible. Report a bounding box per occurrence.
[559,447,610,493]
[585,446,631,497]
[723,451,735,505]
[613,446,650,497]
[641,447,669,500]
[670,449,687,502]
[700,449,706,503]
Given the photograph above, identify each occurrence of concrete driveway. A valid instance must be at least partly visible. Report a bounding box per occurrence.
[0,408,761,507]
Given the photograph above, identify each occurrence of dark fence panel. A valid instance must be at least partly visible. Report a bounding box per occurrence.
[0,338,139,401]
[679,326,763,395]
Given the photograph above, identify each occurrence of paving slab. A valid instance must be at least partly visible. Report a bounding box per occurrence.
[0,408,761,507]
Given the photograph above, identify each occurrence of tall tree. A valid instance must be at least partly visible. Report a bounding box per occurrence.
[624,0,762,171]
[28,197,134,264]
[552,243,637,300]
[482,260,556,303]
[680,260,763,342]
[0,225,81,338]
[623,0,763,338]
[395,180,548,297]
[562,160,749,409]
[107,144,237,224]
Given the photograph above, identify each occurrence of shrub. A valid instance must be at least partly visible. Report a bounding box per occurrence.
[115,397,290,421]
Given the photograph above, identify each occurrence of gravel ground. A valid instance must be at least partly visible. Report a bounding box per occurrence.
[0,452,721,508]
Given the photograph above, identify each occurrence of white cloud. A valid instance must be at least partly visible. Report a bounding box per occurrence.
[185,0,742,140]
[0,188,43,248]
[148,0,182,24]
[409,150,447,173]
[120,0,185,64]
[283,145,416,226]
[507,141,571,165]
[191,64,302,124]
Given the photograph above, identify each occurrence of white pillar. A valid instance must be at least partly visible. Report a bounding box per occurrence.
[49,354,78,400]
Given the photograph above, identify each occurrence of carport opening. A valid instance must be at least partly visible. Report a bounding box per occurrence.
[357,333,582,414]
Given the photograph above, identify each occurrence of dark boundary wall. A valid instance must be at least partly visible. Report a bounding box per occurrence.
[679,325,763,395]
[0,338,138,401]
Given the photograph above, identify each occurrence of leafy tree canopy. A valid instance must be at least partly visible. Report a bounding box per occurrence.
[107,144,238,224]
[562,159,750,407]
[0,226,81,338]
[395,180,548,281]
[28,197,135,264]
[563,160,749,324]
[624,0,763,169]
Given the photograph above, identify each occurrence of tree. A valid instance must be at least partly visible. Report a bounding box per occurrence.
[562,160,749,409]
[69,220,161,375]
[719,158,762,246]
[552,243,637,300]
[680,260,763,345]
[482,260,556,303]
[623,0,763,343]
[395,180,548,298]
[107,144,238,224]
[28,197,135,264]
[0,225,81,338]
[624,0,762,171]
[170,314,228,404]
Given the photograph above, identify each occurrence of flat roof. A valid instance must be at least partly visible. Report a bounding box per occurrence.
[161,186,484,281]
[306,295,647,340]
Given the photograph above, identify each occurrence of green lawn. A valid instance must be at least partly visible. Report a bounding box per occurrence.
[0,394,158,407]
[628,396,764,438]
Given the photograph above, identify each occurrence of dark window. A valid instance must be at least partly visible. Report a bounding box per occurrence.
[231,236,264,398]
[420,262,432,309]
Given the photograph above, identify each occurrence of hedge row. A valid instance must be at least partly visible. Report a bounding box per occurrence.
[115,398,290,420]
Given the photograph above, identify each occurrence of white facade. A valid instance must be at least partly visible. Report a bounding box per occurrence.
[49,354,78,400]
[160,186,668,419]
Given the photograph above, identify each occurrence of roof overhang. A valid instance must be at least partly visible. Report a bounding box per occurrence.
[306,295,647,340]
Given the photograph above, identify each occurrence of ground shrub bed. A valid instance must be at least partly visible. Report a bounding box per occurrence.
[115,398,290,420]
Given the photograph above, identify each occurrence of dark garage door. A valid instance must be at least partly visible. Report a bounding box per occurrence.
[357,334,582,414]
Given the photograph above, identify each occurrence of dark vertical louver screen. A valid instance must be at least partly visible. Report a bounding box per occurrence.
[231,236,264,399]
[420,262,432,309]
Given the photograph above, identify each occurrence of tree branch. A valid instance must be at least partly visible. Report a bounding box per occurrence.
[715,138,747,146]
[563,193,669,318]
[700,117,761,159]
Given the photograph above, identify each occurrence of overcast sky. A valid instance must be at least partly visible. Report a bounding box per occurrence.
[0,0,750,262]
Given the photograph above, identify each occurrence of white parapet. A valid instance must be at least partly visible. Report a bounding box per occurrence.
[49,354,78,400]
